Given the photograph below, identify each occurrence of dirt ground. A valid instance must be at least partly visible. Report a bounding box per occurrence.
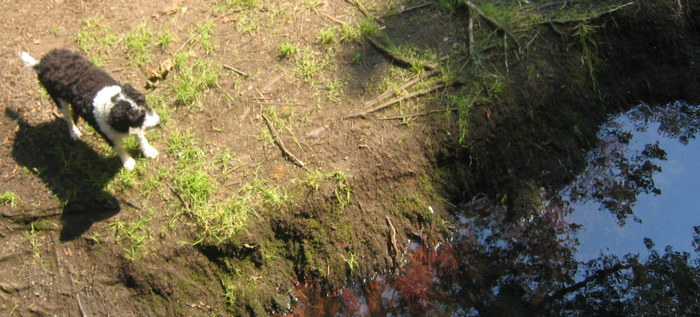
[1,0,699,315]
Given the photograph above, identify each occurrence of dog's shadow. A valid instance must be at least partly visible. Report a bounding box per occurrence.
[6,108,122,241]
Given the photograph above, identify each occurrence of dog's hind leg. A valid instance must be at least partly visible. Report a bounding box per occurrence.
[54,98,82,140]
[111,134,136,170]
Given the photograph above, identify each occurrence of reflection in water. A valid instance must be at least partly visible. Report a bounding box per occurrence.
[288,102,700,315]
[568,101,700,261]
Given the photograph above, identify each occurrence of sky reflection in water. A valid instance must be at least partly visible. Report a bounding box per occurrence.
[568,101,700,261]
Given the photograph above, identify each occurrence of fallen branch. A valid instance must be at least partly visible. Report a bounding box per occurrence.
[543,2,634,24]
[461,0,523,48]
[223,64,248,77]
[363,68,441,110]
[262,113,310,172]
[367,37,438,70]
[344,80,459,119]
[346,0,385,24]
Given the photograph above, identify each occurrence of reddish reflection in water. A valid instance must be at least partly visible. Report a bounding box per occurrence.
[285,193,580,316]
[287,242,460,316]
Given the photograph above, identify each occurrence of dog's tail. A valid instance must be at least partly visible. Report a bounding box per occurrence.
[20,52,39,69]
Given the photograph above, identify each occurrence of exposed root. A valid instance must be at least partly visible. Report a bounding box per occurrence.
[367,37,438,70]
[1,206,62,223]
[262,113,310,172]
[385,216,399,270]
[461,0,523,49]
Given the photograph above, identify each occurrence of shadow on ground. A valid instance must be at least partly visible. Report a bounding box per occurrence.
[5,108,121,241]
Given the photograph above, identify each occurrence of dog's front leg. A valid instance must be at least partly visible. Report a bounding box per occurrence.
[112,135,136,170]
[136,130,159,159]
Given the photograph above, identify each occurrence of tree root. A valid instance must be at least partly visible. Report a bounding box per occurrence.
[262,113,310,172]
[1,206,62,223]
[461,0,523,49]
[367,37,438,70]
[385,216,399,270]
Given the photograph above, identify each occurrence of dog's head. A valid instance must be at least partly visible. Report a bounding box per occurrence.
[108,84,161,132]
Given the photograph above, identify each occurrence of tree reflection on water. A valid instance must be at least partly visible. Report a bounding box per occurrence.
[288,102,699,316]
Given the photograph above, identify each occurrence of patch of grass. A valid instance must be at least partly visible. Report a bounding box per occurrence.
[341,251,358,276]
[27,223,41,260]
[331,171,352,211]
[110,210,155,260]
[214,0,259,11]
[239,16,260,36]
[358,17,380,38]
[245,177,291,209]
[436,0,459,13]
[574,23,602,97]
[278,42,299,59]
[190,20,218,54]
[317,26,339,46]
[293,48,330,81]
[0,191,20,207]
[76,15,118,66]
[304,170,322,192]
[448,94,477,146]
[125,19,154,67]
[192,192,253,245]
[156,29,176,50]
[173,57,220,108]
[326,78,346,102]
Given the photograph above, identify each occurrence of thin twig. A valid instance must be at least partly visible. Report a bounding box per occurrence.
[261,113,310,172]
[367,37,438,70]
[543,2,634,24]
[379,107,457,120]
[168,184,191,213]
[468,15,477,60]
[363,68,441,110]
[383,2,433,17]
[462,0,523,48]
[344,81,459,119]
[223,64,248,77]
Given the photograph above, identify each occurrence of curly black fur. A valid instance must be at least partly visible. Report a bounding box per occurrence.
[32,49,147,136]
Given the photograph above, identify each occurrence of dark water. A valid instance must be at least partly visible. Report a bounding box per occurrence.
[289,102,700,316]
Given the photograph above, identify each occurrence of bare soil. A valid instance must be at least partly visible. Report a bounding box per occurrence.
[1,0,699,316]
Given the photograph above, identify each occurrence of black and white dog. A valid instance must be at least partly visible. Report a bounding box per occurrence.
[21,49,160,170]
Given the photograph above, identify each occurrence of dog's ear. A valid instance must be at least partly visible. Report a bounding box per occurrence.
[122,83,147,106]
[109,101,145,133]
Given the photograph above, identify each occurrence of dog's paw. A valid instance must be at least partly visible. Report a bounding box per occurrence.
[123,157,136,171]
[143,146,159,159]
[69,127,82,140]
